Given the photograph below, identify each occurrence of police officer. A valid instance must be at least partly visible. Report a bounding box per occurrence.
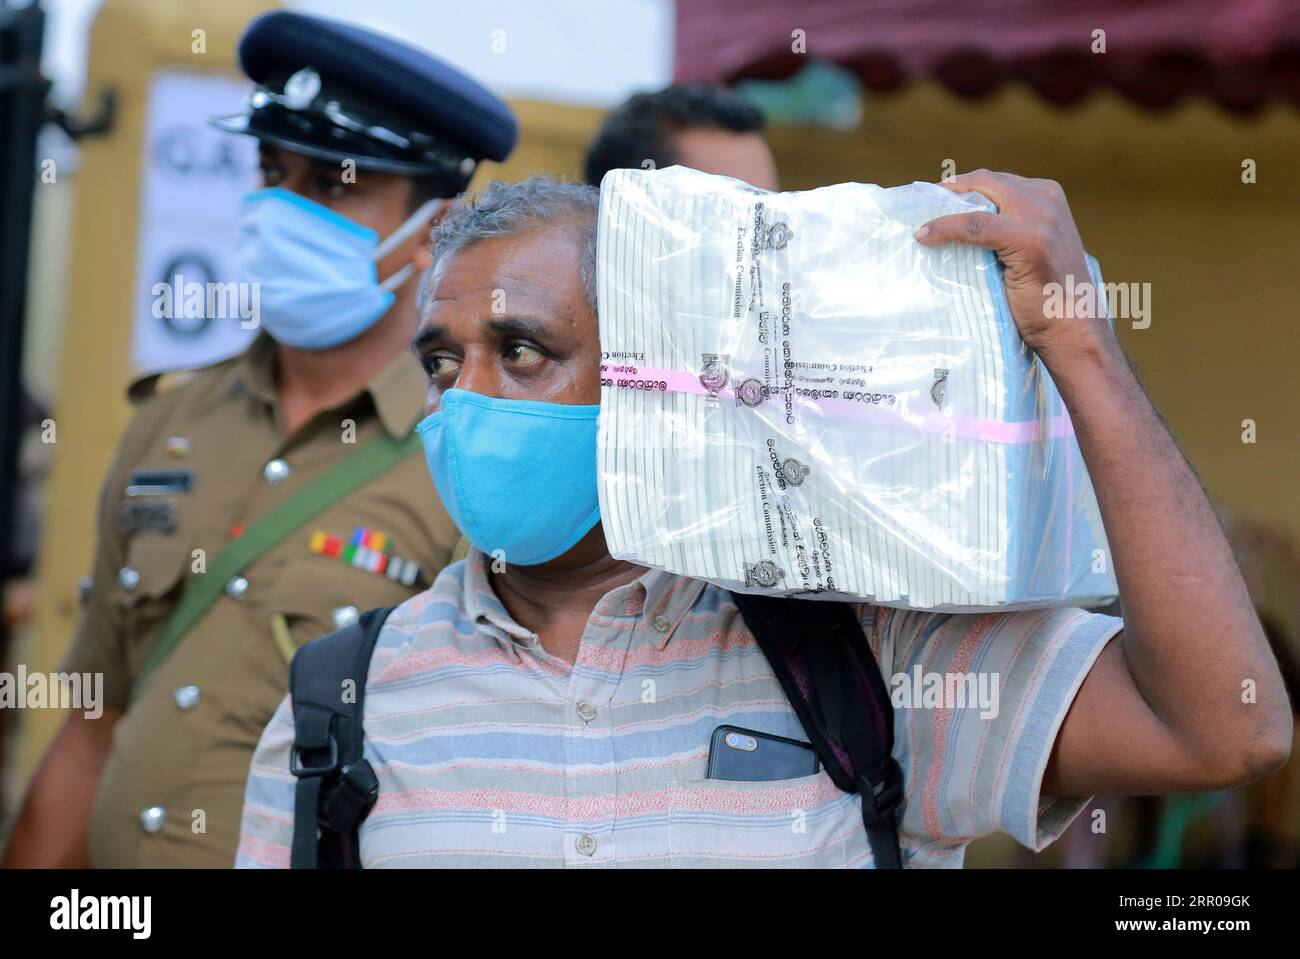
[3,12,516,868]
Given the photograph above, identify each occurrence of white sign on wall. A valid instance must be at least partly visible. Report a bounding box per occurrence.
[129,69,258,375]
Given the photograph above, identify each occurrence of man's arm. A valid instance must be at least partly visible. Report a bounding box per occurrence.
[2,707,122,867]
[917,171,1291,795]
[4,395,160,866]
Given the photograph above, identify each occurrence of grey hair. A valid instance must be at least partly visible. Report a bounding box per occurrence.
[419,175,600,315]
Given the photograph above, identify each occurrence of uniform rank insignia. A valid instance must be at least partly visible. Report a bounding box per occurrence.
[309,526,422,586]
[126,469,194,496]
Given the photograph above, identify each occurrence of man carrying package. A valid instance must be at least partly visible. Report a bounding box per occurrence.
[237,172,1289,868]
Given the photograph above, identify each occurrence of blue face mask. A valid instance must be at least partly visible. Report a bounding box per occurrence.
[236,187,441,350]
[416,389,602,566]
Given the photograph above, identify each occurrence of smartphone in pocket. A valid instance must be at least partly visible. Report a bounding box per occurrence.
[706,725,820,782]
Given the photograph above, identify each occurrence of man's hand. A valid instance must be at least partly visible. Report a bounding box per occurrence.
[915,170,1103,365]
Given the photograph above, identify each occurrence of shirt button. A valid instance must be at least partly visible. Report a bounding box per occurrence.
[173,684,201,711]
[263,458,291,486]
[576,701,597,723]
[225,575,249,599]
[140,805,166,834]
[118,566,140,590]
[652,614,671,633]
[331,605,360,629]
[575,833,597,857]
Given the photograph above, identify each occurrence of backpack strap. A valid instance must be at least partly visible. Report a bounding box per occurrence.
[288,604,395,869]
[731,592,904,869]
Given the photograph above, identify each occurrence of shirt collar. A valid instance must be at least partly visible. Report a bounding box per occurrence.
[220,332,427,439]
[222,332,274,405]
[461,548,707,654]
[462,548,539,653]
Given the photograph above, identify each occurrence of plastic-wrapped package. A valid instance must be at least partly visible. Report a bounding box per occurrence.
[595,165,1117,611]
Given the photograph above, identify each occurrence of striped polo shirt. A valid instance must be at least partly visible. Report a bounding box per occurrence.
[237,548,1122,868]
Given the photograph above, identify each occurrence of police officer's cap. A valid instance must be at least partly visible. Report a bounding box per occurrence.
[210,12,517,195]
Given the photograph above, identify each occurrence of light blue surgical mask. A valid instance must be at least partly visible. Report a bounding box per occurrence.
[416,389,602,566]
[236,187,441,350]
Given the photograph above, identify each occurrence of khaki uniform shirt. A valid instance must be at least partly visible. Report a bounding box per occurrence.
[60,334,460,867]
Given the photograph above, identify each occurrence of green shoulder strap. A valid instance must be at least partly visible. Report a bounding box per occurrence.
[130,429,422,702]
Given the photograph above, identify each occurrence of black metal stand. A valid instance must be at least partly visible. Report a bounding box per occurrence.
[0,0,114,714]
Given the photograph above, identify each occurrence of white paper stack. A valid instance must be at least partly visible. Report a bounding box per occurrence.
[595,165,1117,611]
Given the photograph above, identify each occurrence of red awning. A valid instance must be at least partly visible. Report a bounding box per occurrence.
[674,0,1300,112]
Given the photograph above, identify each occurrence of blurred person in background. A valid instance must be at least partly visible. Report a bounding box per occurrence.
[2,11,514,868]
[584,82,779,191]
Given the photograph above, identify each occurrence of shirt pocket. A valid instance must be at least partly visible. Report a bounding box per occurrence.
[111,533,191,669]
[664,772,866,868]
[271,557,420,650]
